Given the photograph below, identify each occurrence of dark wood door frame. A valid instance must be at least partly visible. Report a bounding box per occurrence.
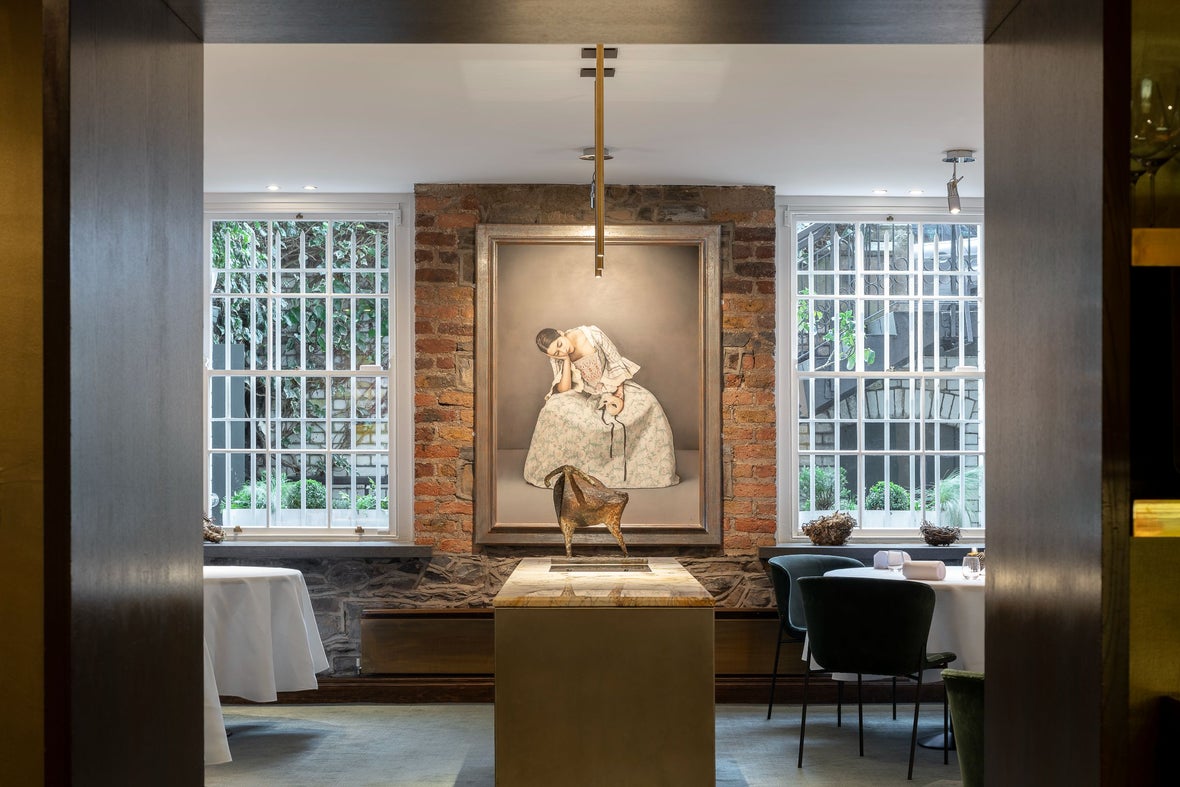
[38,1,1128,784]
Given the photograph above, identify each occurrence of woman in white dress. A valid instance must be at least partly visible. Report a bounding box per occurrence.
[523,325,680,488]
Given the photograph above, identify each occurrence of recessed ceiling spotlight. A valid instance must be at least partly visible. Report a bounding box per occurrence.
[303,185,318,191]
[266,184,281,191]
[909,189,925,196]
[872,189,888,195]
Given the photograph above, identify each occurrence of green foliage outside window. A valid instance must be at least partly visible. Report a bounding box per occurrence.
[864,480,912,511]
[355,479,389,511]
[924,466,982,526]
[211,220,391,488]
[211,220,388,372]
[796,289,877,371]
[225,475,273,510]
[223,473,329,510]
[222,470,392,512]
[799,465,856,511]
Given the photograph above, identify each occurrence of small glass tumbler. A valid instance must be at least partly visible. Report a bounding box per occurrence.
[962,555,982,580]
[887,551,906,574]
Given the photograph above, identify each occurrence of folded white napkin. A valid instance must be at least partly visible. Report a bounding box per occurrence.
[901,560,947,580]
[872,550,912,569]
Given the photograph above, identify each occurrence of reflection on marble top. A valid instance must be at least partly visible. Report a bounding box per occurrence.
[493,557,715,608]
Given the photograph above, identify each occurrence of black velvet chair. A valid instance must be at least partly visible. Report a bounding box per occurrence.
[796,576,956,781]
[765,554,864,720]
[942,669,984,787]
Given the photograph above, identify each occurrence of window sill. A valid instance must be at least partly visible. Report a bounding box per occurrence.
[759,542,982,563]
[203,541,432,560]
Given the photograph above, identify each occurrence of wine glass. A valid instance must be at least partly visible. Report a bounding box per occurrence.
[962,556,982,580]
[1130,73,1180,225]
[887,550,905,575]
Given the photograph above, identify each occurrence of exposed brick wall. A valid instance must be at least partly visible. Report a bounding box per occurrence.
[414,183,777,555]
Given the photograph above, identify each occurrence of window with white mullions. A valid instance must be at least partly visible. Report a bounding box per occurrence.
[788,214,984,536]
[206,217,393,534]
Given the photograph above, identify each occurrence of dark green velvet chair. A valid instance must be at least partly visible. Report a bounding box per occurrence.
[765,554,864,720]
[942,669,984,787]
[797,576,956,781]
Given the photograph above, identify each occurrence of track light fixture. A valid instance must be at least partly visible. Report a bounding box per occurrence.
[946,178,961,215]
[943,149,975,215]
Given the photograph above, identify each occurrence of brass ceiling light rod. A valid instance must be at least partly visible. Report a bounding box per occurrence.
[582,45,616,277]
[595,43,605,277]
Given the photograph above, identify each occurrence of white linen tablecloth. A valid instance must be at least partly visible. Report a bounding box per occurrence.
[822,565,985,672]
[203,566,329,764]
[203,639,231,765]
[204,566,329,700]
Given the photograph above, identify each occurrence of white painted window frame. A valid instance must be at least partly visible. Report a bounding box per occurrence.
[203,193,415,542]
[775,196,985,544]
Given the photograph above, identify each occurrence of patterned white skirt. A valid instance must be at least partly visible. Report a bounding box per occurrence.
[523,382,680,489]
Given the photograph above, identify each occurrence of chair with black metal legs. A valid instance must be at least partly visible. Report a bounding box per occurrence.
[765,554,864,721]
[796,576,956,781]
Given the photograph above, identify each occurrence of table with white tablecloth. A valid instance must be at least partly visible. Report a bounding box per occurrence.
[203,566,329,765]
[203,638,230,765]
[822,565,985,672]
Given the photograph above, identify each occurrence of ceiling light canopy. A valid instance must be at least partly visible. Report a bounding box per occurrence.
[579,147,613,161]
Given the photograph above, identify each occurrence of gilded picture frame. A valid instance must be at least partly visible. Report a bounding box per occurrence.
[474,223,722,550]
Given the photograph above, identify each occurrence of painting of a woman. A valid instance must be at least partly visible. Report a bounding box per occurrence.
[523,324,680,488]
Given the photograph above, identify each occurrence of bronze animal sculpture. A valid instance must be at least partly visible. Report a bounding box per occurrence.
[544,465,629,558]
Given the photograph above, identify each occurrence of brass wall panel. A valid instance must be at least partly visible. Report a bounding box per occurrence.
[495,607,714,787]
[1129,538,1180,784]
[0,1,45,782]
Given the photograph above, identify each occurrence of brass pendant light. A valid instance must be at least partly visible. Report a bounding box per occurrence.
[594,43,606,277]
[580,44,615,277]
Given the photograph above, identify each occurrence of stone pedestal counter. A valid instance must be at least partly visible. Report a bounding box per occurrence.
[493,557,715,786]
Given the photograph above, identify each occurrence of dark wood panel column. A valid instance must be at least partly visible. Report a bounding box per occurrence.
[984,0,1130,784]
[44,0,205,782]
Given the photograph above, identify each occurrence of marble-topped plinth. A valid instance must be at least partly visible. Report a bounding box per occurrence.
[493,557,714,608]
[494,556,715,786]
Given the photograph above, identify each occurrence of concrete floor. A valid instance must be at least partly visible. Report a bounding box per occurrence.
[205,703,964,786]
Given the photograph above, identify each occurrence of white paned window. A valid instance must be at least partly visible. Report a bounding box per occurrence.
[783,207,984,539]
[205,214,401,536]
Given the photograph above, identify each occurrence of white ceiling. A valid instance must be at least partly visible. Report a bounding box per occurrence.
[204,44,984,198]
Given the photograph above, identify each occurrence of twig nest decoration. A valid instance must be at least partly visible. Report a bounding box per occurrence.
[802,511,857,546]
[919,521,961,546]
[203,513,225,543]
